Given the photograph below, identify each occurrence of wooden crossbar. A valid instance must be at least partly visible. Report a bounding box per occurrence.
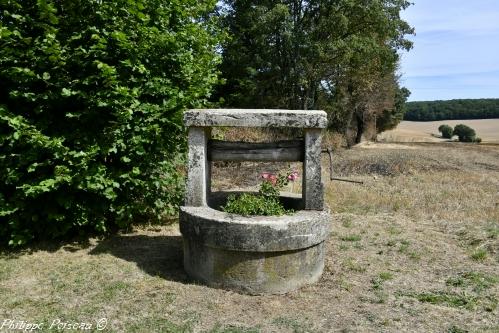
[207,139,304,162]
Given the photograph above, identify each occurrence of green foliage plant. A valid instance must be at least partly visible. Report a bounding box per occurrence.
[453,124,477,142]
[438,124,454,139]
[222,171,297,216]
[0,0,222,246]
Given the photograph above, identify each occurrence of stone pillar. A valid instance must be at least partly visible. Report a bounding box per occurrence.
[185,127,211,206]
[303,129,323,210]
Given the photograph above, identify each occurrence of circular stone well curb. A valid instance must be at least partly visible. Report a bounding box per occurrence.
[180,196,331,295]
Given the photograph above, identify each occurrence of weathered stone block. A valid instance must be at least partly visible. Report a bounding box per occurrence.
[185,127,211,206]
[185,109,327,128]
[183,239,325,295]
[180,204,330,252]
[303,129,324,210]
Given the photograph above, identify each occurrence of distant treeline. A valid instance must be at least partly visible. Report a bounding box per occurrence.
[404,99,499,121]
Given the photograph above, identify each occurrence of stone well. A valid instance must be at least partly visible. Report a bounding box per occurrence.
[179,109,331,294]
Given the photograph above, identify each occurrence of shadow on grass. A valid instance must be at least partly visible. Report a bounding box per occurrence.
[89,234,188,283]
[0,236,93,258]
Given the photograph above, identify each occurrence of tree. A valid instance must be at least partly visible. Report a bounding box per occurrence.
[215,0,414,143]
[405,99,499,121]
[453,124,476,142]
[438,125,454,139]
[376,80,411,134]
[0,0,222,246]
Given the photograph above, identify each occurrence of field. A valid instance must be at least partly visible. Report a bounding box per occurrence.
[378,119,499,143]
[1,143,498,332]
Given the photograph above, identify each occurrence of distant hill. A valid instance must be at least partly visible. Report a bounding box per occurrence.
[404,98,499,121]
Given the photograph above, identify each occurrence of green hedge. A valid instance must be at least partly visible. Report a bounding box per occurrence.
[0,0,222,246]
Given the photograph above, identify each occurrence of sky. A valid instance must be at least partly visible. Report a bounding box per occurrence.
[399,0,499,101]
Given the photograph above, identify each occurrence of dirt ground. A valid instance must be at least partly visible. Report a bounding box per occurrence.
[377,119,499,143]
[1,143,498,332]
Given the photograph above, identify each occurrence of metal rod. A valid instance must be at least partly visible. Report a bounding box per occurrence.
[330,177,364,184]
[321,148,364,185]
[326,148,333,180]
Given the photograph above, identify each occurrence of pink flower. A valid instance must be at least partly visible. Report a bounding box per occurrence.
[287,171,299,182]
[261,172,272,180]
[261,172,277,185]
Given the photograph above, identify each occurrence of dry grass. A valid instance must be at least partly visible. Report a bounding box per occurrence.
[1,143,498,332]
[378,119,499,143]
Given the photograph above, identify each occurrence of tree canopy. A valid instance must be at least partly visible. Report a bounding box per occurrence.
[1,0,416,246]
[405,99,499,121]
[215,0,414,144]
[453,124,477,142]
[438,125,454,139]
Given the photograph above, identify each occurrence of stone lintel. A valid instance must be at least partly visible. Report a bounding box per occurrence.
[185,109,327,128]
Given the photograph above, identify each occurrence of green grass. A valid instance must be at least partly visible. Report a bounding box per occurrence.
[397,240,421,260]
[485,223,499,239]
[447,325,469,333]
[397,240,410,252]
[126,318,195,333]
[340,234,362,242]
[342,219,353,228]
[370,272,394,301]
[371,277,384,290]
[0,259,12,280]
[208,325,260,333]
[386,239,397,247]
[371,290,388,304]
[378,272,394,281]
[272,317,314,333]
[103,281,131,299]
[446,272,498,292]
[343,258,366,272]
[387,226,402,235]
[470,248,488,261]
[339,244,350,251]
[404,291,478,310]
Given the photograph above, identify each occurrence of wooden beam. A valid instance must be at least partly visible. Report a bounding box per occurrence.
[208,139,304,162]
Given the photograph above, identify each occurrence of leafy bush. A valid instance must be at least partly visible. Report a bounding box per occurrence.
[453,124,477,142]
[0,0,222,246]
[222,172,297,216]
[438,124,454,139]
